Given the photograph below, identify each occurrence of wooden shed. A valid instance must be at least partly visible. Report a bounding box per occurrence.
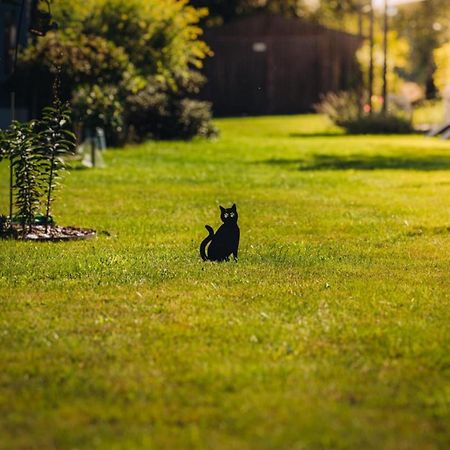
[200,14,362,116]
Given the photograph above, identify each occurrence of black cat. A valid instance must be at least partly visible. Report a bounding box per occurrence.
[200,204,240,262]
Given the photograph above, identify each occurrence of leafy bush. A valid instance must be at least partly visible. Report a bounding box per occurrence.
[72,85,125,145]
[341,114,414,134]
[125,75,217,140]
[18,32,138,111]
[60,0,210,81]
[18,0,214,143]
[177,99,217,139]
[317,91,413,134]
[315,91,361,128]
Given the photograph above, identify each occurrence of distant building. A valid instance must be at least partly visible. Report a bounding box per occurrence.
[201,14,362,116]
[0,0,32,128]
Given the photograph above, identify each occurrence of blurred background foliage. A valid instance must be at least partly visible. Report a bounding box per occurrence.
[15,0,450,141]
[17,0,216,144]
[356,30,411,100]
[433,42,450,95]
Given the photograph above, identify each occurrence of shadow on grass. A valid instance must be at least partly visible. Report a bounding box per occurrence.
[264,153,450,171]
[68,165,90,171]
[289,132,346,138]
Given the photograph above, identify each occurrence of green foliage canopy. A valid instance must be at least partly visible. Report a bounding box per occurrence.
[20,32,137,92]
[48,0,210,82]
[433,42,450,94]
[17,0,214,143]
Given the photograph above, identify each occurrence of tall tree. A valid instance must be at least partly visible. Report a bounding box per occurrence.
[392,0,450,97]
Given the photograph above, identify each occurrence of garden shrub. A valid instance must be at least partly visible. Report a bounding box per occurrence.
[177,98,217,139]
[315,91,361,128]
[341,113,414,134]
[18,32,138,114]
[317,91,413,134]
[72,85,125,145]
[68,0,210,82]
[125,75,217,141]
[17,0,214,143]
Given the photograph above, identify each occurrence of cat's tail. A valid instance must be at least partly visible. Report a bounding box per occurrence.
[200,225,214,261]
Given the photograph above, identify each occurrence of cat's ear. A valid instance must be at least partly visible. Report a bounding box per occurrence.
[219,206,225,212]
[231,203,237,211]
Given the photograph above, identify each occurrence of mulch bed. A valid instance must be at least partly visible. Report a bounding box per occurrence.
[1,224,96,242]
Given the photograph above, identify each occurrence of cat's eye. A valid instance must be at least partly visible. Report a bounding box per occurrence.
[224,213,228,218]
[230,213,234,217]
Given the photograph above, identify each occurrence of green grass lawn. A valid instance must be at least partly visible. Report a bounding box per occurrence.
[1,115,449,450]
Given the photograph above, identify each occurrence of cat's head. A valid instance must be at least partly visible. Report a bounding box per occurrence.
[220,204,238,223]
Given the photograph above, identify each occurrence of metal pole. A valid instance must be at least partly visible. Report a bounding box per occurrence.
[9,0,27,221]
[368,0,374,115]
[91,134,96,168]
[382,0,388,114]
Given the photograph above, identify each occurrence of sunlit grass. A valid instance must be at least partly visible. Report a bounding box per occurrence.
[0,115,449,450]
[413,99,445,126]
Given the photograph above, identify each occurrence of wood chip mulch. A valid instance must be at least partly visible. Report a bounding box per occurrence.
[1,225,96,241]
